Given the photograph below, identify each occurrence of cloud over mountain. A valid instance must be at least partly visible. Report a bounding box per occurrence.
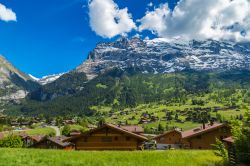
[88,0,136,38]
[138,0,250,42]
[0,3,16,22]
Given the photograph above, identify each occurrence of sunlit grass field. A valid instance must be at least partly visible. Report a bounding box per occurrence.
[1,127,55,137]
[0,148,222,166]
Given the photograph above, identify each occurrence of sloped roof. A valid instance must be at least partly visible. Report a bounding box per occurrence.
[18,132,29,139]
[31,135,46,142]
[66,123,148,141]
[223,136,234,143]
[182,123,227,139]
[153,129,182,140]
[120,125,144,133]
[47,136,73,147]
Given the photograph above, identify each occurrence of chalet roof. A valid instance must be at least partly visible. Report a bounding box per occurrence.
[70,131,81,136]
[120,125,144,133]
[47,136,73,147]
[31,135,46,142]
[153,129,182,140]
[87,124,97,128]
[66,123,148,141]
[18,132,29,139]
[223,136,234,143]
[182,123,227,139]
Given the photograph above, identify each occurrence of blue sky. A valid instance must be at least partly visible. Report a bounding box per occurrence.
[0,0,178,77]
[0,0,250,77]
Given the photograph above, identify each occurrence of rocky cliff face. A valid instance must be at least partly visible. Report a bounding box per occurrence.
[0,55,39,105]
[76,37,250,79]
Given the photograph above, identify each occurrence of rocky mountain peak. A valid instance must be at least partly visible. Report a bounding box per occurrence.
[76,37,250,80]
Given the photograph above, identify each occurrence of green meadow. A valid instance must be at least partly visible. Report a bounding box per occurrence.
[1,127,56,137]
[0,149,222,166]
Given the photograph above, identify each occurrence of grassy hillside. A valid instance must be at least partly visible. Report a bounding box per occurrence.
[0,149,222,166]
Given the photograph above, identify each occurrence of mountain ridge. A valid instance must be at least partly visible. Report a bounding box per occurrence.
[76,37,250,79]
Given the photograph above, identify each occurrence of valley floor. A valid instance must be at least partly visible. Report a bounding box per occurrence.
[0,148,222,166]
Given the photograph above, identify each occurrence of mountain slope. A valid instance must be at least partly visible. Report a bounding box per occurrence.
[26,37,250,102]
[28,71,87,101]
[6,69,250,117]
[0,55,40,105]
[5,38,250,118]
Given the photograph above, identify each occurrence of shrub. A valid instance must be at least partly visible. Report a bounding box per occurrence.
[62,125,71,136]
[212,138,228,165]
[231,111,250,165]
[0,135,23,148]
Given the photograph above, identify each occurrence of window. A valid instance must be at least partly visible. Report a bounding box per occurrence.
[114,136,118,141]
[160,137,165,141]
[84,137,88,142]
[126,137,131,141]
[102,137,112,142]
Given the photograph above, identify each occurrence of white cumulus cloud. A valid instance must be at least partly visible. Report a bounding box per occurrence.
[88,0,136,38]
[0,3,16,22]
[139,0,250,42]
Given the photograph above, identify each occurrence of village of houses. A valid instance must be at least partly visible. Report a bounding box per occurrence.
[0,113,234,151]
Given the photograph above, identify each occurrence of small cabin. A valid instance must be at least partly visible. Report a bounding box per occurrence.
[67,124,148,150]
[153,129,182,149]
[32,136,74,150]
[181,123,231,149]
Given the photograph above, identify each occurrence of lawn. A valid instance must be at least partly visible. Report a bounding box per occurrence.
[1,127,56,137]
[25,127,56,136]
[0,149,222,166]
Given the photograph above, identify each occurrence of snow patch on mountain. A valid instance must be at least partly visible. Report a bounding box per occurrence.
[76,37,250,79]
[29,73,64,85]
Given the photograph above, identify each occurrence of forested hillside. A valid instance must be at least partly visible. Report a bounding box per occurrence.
[5,69,250,120]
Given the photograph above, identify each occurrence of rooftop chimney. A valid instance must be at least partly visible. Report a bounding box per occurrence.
[210,120,214,126]
[202,121,206,129]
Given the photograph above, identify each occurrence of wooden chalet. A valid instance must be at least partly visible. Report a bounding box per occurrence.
[18,132,34,147]
[32,136,74,150]
[153,129,182,149]
[7,133,46,148]
[182,123,231,149]
[153,123,231,150]
[66,124,148,150]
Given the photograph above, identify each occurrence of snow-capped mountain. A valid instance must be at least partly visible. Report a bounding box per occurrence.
[29,73,64,85]
[76,37,250,79]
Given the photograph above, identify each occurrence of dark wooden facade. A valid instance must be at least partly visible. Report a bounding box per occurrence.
[68,124,148,150]
[153,123,232,150]
[181,123,231,149]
